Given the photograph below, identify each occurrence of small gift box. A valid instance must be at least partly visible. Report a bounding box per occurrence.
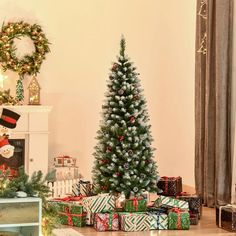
[148,211,168,230]
[124,198,147,212]
[154,195,189,210]
[56,202,86,227]
[157,176,182,196]
[119,212,150,232]
[77,180,94,196]
[168,208,190,230]
[94,212,119,231]
[190,212,199,225]
[177,193,202,219]
[216,205,236,232]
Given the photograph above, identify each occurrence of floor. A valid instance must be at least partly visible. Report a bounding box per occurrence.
[71,207,235,236]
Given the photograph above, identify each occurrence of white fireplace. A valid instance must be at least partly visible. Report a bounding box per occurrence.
[0,106,52,176]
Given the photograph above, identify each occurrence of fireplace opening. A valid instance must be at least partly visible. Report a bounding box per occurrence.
[0,139,25,177]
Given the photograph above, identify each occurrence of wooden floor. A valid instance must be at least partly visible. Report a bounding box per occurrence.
[70,207,235,236]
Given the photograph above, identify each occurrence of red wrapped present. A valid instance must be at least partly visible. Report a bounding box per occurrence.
[157,176,182,196]
[94,212,119,231]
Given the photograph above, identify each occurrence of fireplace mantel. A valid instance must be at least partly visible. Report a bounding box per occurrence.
[0,105,52,176]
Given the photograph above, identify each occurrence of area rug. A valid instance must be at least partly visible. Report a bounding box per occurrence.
[53,228,85,236]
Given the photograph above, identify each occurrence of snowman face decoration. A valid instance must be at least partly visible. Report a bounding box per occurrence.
[0,125,12,137]
[1,145,14,158]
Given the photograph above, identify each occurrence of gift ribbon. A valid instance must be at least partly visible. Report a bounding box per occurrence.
[130,197,143,211]
[98,213,115,230]
[53,196,84,202]
[171,208,183,229]
[59,206,86,226]
[219,204,236,228]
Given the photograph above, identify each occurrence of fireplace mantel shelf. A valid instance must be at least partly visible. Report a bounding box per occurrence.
[0,105,52,113]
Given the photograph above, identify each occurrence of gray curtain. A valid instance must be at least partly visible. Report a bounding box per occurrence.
[195,0,233,207]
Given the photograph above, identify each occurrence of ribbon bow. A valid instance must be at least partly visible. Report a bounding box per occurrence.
[54,196,84,202]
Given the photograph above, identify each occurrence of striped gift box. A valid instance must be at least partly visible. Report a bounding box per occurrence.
[154,196,189,210]
[119,212,150,232]
[82,194,115,213]
[148,212,168,230]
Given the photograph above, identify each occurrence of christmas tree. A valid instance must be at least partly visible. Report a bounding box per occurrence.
[16,78,24,102]
[92,37,159,197]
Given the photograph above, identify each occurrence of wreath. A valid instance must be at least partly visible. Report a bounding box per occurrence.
[0,21,50,76]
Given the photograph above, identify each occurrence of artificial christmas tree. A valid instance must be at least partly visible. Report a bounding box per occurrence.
[92,37,159,197]
[16,78,24,102]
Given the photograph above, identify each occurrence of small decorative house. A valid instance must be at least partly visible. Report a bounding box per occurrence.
[28,76,41,105]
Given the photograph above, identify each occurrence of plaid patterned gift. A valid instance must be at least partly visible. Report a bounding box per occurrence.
[177,193,202,219]
[157,176,182,196]
[119,212,150,232]
[154,195,189,210]
[124,198,147,212]
[168,208,190,230]
[190,212,199,225]
[148,211,168,230]
[94,213,119,231]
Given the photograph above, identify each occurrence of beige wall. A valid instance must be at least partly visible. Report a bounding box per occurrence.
[0,0,196,187]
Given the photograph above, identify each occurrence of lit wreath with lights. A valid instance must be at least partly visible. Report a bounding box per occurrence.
[0,21,50,77]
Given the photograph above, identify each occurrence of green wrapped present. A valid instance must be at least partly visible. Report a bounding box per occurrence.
[82,194,115,213]
[148,211,168,230]
[119,212,150,232]
[56,202,86,227]
[124,198,147,212]
[168,208,190,230]
[154,196,189,210]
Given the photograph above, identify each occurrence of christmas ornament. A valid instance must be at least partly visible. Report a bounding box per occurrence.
[140,173,145,179]
[133,187,139,192]
[106,146,112,152]
[116,172,121,176]
[119,135,124,141]
[118,89,124,95]
[112,63,118,71]
[124,163,129,169]
[130,116,136,123]
[128,150,133,156]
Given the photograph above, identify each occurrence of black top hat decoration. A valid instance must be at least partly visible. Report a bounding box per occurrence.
[0,108,21,129]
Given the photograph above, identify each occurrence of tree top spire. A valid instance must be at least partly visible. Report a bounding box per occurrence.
[120,35,126,56]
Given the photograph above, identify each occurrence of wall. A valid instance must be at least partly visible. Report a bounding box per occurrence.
[0,0,196,187]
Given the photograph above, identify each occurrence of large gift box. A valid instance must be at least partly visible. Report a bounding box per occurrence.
[56,202,86,227]
[216,205,236,232]
[82,194,115,225]
[154,196,189,210]
[94,213,119,231]
[168,208,190,230]
[157,176,182,196]
[148,211,168,230]
[119,212,150,232]
[124,198,147,212]
[177,193,202,219]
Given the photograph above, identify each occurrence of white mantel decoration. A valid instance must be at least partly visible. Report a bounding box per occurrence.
[0,105,52,176]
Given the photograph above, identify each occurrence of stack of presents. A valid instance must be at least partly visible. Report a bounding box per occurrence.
[49,176,204,232]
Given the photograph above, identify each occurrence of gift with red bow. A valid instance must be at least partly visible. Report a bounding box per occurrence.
[94,212,119,231]
[168,208,190,230]
[54,202,86,227]
[124,197,147,212]
[157,176,182,196]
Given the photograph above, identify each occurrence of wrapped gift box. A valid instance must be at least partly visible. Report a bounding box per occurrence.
[56,202,86,227]
[54,166,79,180]
[154,196,189,210]
[94,212,119,231]
[148,211,168,230]
[216,205,236,232]
[124,198,147,212]
[77,180,93,196]
[119,212,150,232]
[190,212,199,225]
[177,193,202,219]
[168,208,190,230]
[82,194,115,213]
[157,176,182,196]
